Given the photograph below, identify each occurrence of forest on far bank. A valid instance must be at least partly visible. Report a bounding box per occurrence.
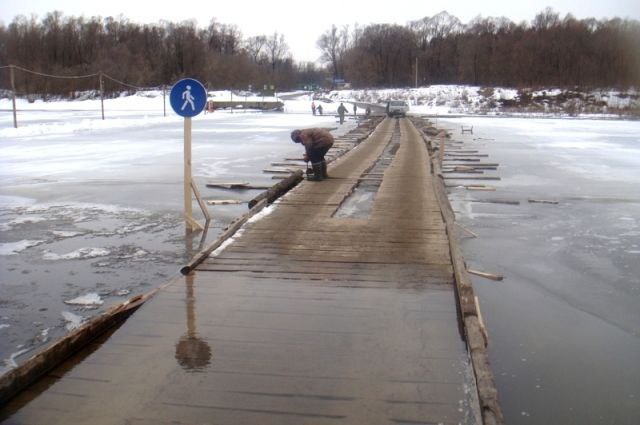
[0,8,638,98]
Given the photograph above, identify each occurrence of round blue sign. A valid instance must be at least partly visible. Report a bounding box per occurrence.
[169,78,207,117]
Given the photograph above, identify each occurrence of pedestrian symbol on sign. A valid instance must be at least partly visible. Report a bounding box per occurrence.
[181,85,195,111]
[170,78,207,118]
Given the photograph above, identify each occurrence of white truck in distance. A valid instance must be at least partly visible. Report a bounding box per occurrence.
[387,100,409,117]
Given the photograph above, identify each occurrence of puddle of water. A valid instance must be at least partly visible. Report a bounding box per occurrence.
[333,120,401,219]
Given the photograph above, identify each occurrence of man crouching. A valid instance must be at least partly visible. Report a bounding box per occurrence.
[290,128,334,181]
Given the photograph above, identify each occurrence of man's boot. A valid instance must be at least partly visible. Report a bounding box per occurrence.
[321,161,329,179]
[310,162,323,181]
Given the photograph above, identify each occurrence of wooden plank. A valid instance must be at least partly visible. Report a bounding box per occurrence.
[445,153,489,157]
[445,163,499,166]
[467,269,505,281]
[443,176,501,180]
[206,182,271,190]
[528,199,559,204]
[263,168,299,174]
[471,199,520,205]
[206,199,243,205]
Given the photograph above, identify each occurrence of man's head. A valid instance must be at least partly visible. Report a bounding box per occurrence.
[290,129,302,143]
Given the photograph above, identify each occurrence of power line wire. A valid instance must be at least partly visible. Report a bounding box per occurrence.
[1,64,163,91]
[10,64,99,79]
[101,73,151,91]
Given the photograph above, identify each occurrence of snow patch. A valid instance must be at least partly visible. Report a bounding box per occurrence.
[64,293,104,307]
[43,247,110,260]
[0,240,45,255]
[61,311,85,331]
[51,230,85,238]
[247,204,275,224]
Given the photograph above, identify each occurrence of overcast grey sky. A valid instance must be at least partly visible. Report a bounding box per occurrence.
[1,0,639,62]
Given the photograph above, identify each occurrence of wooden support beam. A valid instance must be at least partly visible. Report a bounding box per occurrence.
[206,199,243,205]
[467,269,504,281]
[455,222,478,238]
[248,170,304,209]
[443,176,501,180]
[528,199,559,204]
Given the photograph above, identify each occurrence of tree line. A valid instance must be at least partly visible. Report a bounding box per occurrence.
[320,9,640,89]
[0,12,321,97]
[1,8,638,98]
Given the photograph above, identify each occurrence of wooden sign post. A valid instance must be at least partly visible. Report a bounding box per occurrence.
[170,78,210,232]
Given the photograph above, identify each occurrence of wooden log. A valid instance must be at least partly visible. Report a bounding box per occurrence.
[446,163,500,167]
[206,199,243,205]
[528,199,559,204]
[446,165,475,171]
[438,131,445,166]
[474,296,489,346]
[263,168,299,174]
[443,169,484,174]
[206,182,250,189]
[445,153,489,157]
[248,170,304,209]
[443,176,501,180]
[443,158,480,162]
[467,269,504,281]
[443,166,497,171]
[464,185,496,191]
[471,199,520,205]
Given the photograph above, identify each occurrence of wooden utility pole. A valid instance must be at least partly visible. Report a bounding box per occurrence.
[10,65,17,128]
[163,85,166,117]
[415,57,418,88]
[99,72,105,120]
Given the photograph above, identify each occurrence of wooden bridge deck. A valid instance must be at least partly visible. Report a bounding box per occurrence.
[1,118,481,424]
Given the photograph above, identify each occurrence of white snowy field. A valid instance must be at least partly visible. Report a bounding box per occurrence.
[325,85,639,117]
[1,89,640,423]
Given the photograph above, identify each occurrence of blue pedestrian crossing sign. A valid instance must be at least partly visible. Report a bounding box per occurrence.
[170,78,207,117]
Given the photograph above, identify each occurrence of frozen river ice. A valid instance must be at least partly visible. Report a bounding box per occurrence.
[443,117,640,424]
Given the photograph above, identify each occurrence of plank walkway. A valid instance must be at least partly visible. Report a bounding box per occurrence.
[0,118,481,425]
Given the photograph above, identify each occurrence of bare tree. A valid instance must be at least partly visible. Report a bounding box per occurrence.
[317,25,341,82]
[244,35,267,63]
[265,32,289,73]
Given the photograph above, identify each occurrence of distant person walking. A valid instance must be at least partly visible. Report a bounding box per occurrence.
[317,104,323,115]
[337,102,347,124]
[311,101,316,115]
[353,103,358,116]
[290,128,334,181]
